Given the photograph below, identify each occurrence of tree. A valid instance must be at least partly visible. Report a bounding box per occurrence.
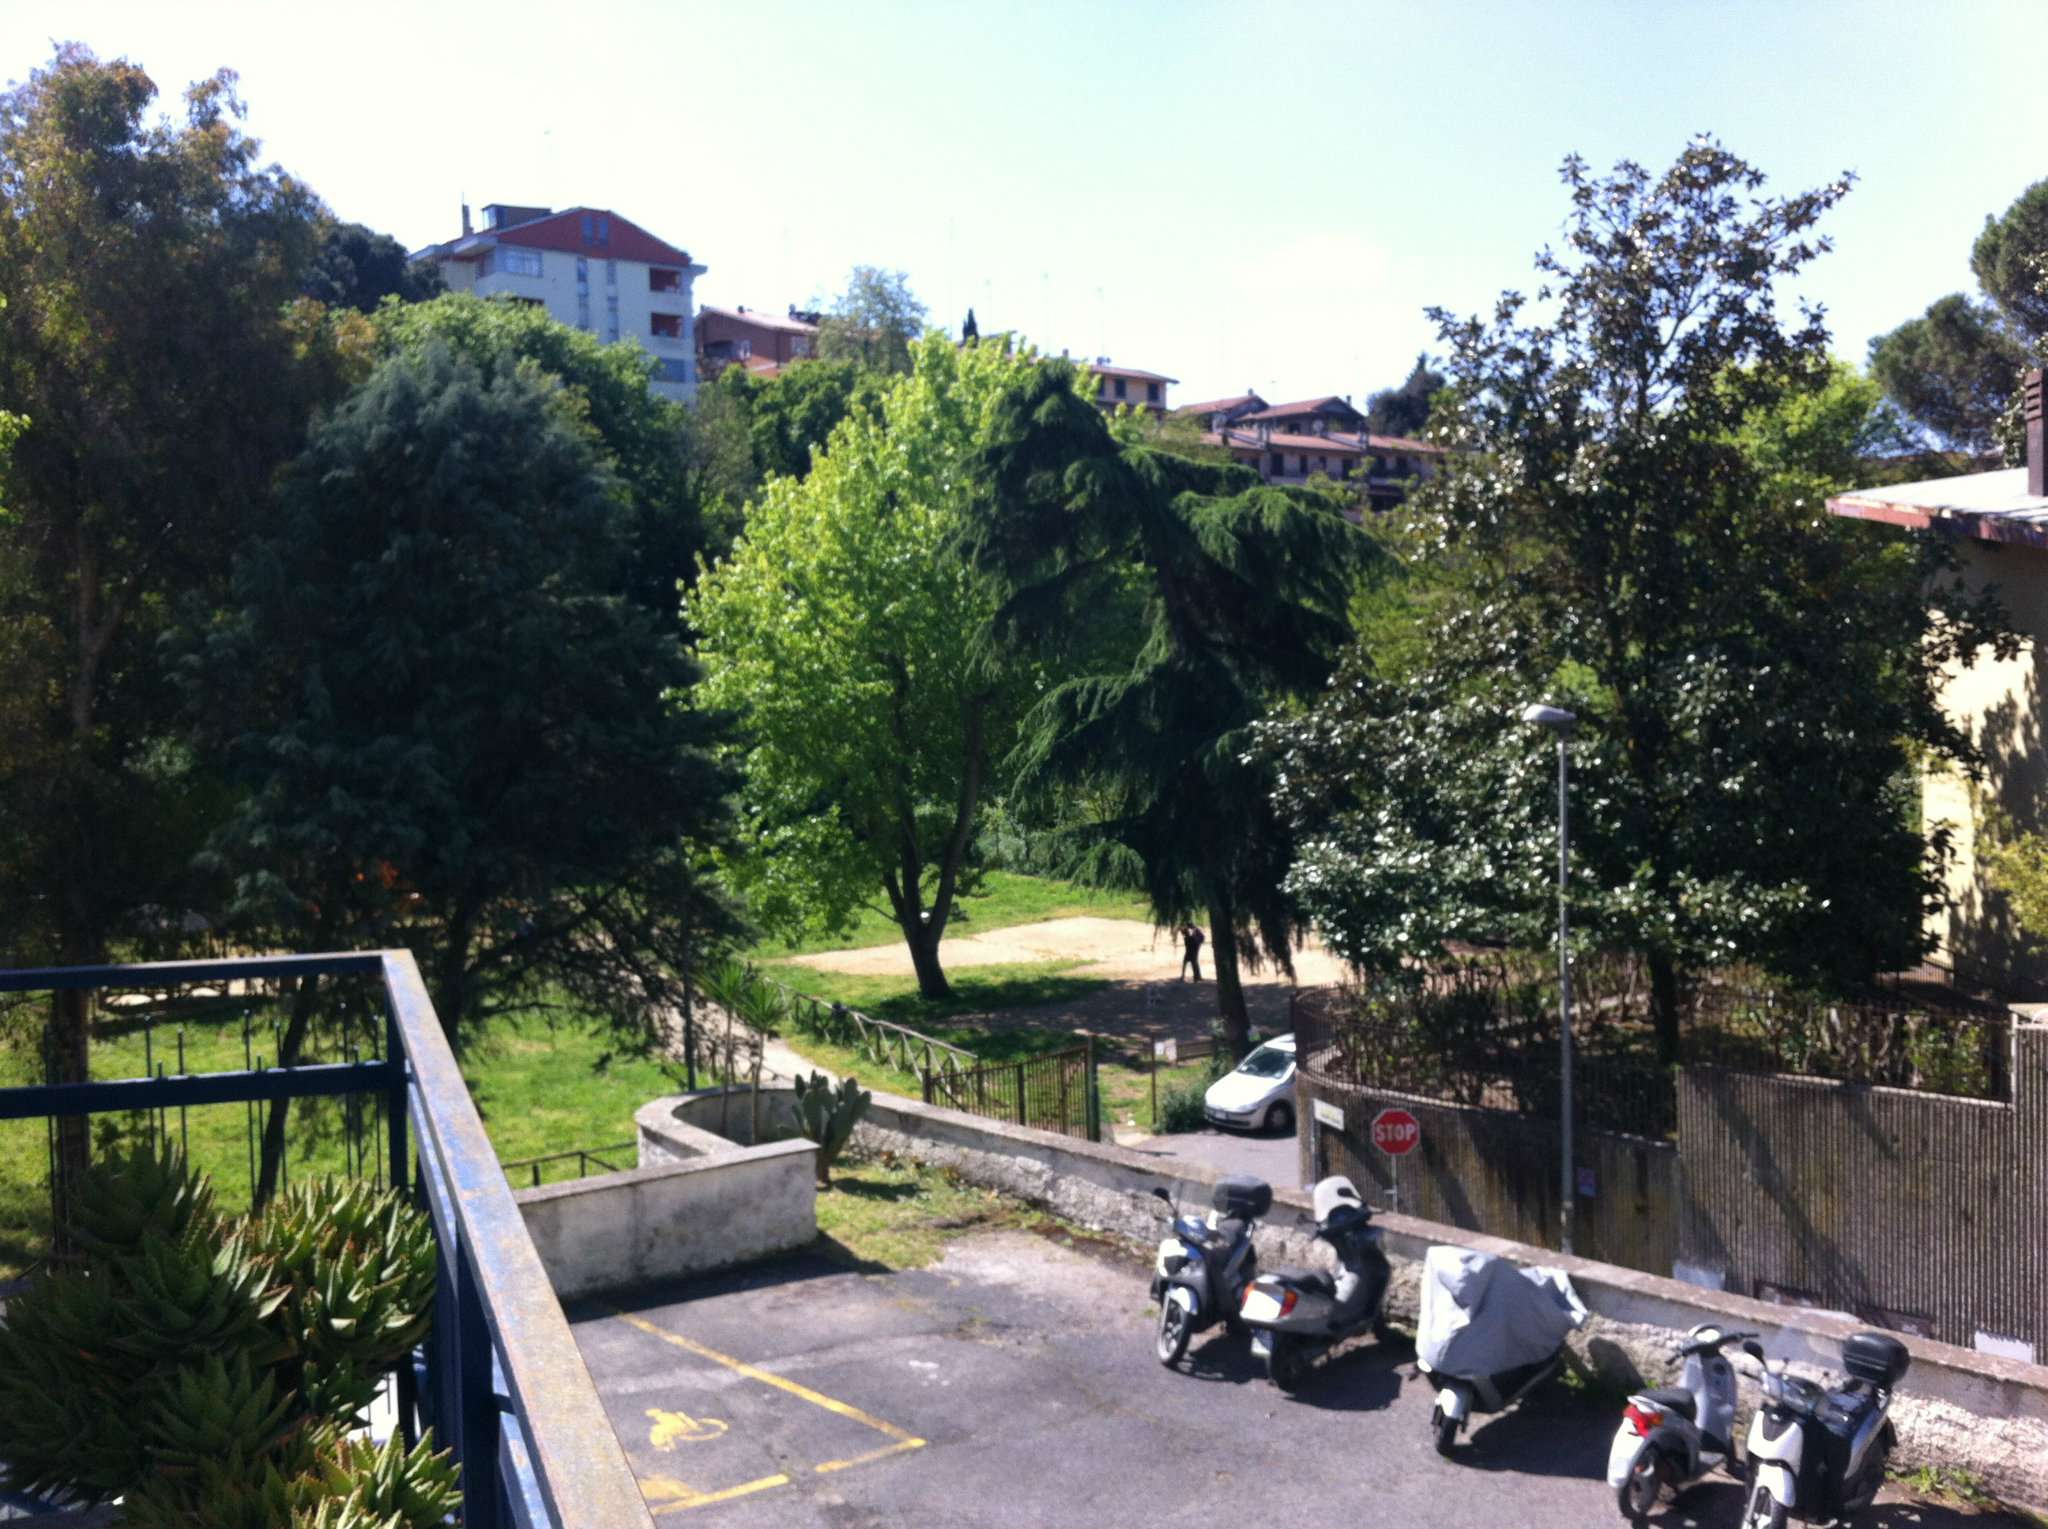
[192,341,739,1069]
[301,218,444,311]
[690,335,1035,998]
[1265,140,2011,1064]
[962,307,980,343]
[1972,177,2048,341]
[815,265,927,373]
[376,293,709,619]
[961,360,1379,1054]
[1364,353,1445,438]
[1868,293,2025,455]
[0,48,335,1230]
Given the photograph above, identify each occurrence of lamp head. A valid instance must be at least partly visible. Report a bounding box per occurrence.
[1520,703,1578,734]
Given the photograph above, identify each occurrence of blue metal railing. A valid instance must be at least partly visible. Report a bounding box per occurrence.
[0,950,654,1529]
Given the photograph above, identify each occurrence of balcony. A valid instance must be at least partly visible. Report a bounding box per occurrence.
[0,951,654,1529]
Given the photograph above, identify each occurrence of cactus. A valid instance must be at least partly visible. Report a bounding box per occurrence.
[790,1070,870,1186]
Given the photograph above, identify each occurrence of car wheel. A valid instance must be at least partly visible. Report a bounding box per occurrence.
[1155,1295,1191,1367]
[1616,1441,1665,1522]
[1266,1100,1295,1136]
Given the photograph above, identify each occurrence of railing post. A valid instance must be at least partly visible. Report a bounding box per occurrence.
[456,1247,502,1529]
[1015,1062,1028,1126]
[1086,1033,1100,1144]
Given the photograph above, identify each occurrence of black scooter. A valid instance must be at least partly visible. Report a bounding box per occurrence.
[1149,1176,1270,1367]
[1235,1175,1393,1391]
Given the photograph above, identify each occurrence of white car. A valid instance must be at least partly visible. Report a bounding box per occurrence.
[1202,1034,1297,1134]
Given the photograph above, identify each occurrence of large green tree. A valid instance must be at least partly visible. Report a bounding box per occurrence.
[0,48,336,1226]
[1971,178,2048,342]
[1868,293,2025,456]
[961,360,1378,1054]
[815,266,927,374]
[690,335,1035,998]
[192,341,739,1068]
[1266,140,2012,1064]
[302,217,444,311]
[1365,353,1445,438]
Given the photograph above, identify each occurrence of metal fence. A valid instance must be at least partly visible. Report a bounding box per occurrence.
[922,1042,1100,1141]
[1685,985,2011,1100]
[0,952,653,1529]
[502,1142,635,1189]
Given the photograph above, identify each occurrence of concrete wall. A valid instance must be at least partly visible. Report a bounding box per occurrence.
[453,251,700,402]
[1293,1073,1679,1277]
[851,1088,2048,1509]
[512,1088,816,1300]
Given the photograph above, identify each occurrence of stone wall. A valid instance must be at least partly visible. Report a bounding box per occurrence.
[852,1089,2048,1510]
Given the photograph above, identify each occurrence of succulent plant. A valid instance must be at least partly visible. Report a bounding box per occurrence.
[791,1070,871,1186]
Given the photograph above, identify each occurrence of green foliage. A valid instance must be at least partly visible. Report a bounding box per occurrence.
[0,1144,444,1522]
[1364,353,1445,439]
[1156,1080,1208,1133]
[190,338,739,1048]
[692,335,1045,997]
[961,356,1380,1052]
[1267,139,2015,1062]
[815,265,927,373]
[302,219,444,313]
[1868,293,2026,455]
[1982,819,2048,955]
[791,1070,872,1184]
[1971,177,2048,342]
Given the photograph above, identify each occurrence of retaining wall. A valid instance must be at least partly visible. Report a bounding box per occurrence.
[852,1089,2048,1510]
[512,1088,816,1299]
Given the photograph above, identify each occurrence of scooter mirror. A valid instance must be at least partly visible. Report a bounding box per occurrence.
[1741,1339,1765,1363]
[1151,1187,1171,1204]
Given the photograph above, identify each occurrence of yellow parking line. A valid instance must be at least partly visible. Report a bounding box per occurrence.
[648,1471,792,1515]
[614,1309,924,1446]
[814,1438,925,1475]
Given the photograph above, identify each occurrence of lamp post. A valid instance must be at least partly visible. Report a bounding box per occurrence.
[1520,702,1578,1255]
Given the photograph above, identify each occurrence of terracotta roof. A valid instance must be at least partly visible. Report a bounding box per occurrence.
[418,206,694,269]
[1366,434,1447,455]
[699,304,819,336]
[1177,393,1267,416]
[1242,396,1364,423]
[1216,430,1368,456]
[1089,363,1178,384]
[1829,468,2048,550]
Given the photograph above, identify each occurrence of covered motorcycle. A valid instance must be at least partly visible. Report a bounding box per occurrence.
[1416,1244,1588,1454]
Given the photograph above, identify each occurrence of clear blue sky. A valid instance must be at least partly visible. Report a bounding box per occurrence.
[5,0,2039,405]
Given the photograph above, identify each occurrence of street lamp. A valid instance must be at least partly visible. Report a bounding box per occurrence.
[1520,702,1578,1256]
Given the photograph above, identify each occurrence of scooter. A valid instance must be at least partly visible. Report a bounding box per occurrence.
[1148,1175,1270,1367]
[1606,1324,1762,1521]
[1415,1244,1588,1456]
[1235,1175,1393,1392]
[1741,1331,1908,1527]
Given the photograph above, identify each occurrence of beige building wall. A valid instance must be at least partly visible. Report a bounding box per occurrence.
[1926,538,2048,993]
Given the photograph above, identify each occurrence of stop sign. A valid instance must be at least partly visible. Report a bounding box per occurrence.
[1371,1107,1421,1156]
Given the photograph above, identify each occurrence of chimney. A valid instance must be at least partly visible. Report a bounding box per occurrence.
[461,202,472,236]
[2028,368,2045,499]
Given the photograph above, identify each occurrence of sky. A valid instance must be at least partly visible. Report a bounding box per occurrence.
[3,0,2040,407]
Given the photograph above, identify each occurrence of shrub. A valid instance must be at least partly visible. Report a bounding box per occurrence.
[1158,1081,1208,1134]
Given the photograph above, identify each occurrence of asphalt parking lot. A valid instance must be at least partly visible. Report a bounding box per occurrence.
[567,1229,2018,1528]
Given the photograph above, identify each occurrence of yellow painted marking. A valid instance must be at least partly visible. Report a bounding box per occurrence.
[647,1472,792,1515]
[814,1438,925,1475]
[614,1309,924,1446]
[647,1407,729,1449]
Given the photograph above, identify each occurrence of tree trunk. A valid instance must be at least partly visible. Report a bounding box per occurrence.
[1207,901,1251,1059]
[46,984,93,1263]
[905,923,952,1001]
[253,974,321,1209]
[434,901,479,1056]
[1649,949,1682,1067]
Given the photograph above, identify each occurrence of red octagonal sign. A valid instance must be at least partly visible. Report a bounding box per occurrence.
[1371,1107,1421,1157]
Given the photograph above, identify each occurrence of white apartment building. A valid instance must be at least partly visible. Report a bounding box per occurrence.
[414,203,706,402]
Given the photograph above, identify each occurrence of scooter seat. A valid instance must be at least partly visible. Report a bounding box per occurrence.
[1270,1268,1336,1297]
[1642,1387,1697,1422]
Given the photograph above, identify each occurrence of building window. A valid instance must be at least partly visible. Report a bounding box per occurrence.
[605,259,617,287]
[1114,378,1127,399]
[576,256,588,292]
[649,267,682,293]
[581,213,595,244]
[656,357,691,384]
[1269,453,1283,475]
[1147,381,1160,403]
[650,312,683,339]
[792,337,810,358]
[577,296,591,330]
[1297,456,1308,474]
[606,295,619,341]
[488,247,542,278]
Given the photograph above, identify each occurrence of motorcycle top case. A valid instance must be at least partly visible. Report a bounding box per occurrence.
[1841,1331,1909,1388]
[1210,1176,1273,1221]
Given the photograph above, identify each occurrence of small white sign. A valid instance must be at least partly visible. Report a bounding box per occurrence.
[1974,1330,2037,1365]
[1312,1099,1345,1131]
[1153,1039,1175,1061]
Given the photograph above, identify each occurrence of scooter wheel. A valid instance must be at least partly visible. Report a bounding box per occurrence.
[1740,1473,1788,1529]
[1430,1402,1459,1456]
[1266,1335,1307,1393]
[1616,1442,1665,1522]
[1155,1297,1191,1367]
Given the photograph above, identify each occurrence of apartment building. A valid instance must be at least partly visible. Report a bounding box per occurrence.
[1175,391,1445,510]
[696,304,821,380]
[414,203,706,402]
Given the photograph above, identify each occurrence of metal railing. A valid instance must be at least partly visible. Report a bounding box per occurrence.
[771,982,977,1082]
[0,951,654,1529]
[502,1142,635,1189]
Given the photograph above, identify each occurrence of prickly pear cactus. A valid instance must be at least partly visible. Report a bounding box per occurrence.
[791,1070,871,1186]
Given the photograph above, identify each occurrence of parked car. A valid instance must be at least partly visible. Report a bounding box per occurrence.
[1202,1034,1297,1133]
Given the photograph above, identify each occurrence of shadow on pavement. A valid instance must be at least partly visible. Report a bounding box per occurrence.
[576,1243,881,1322]
[1448,1400,1612,1481]
[1639,1481,2036,1528]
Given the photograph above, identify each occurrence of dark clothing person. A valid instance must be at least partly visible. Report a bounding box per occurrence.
[1180,924,1205,981]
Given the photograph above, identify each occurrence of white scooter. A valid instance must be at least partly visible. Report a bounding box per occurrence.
[1741,1331,1908,1527]
[1606,1324,1762,1521]
[1415,1244,1588,1456]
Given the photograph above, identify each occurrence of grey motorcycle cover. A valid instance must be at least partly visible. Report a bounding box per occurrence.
[1416,1245,1588,1378]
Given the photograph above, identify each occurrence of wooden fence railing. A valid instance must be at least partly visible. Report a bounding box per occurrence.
[771,982,978,1083]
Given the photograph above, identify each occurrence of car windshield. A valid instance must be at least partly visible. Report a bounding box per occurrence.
[1236,1046,1292,1079]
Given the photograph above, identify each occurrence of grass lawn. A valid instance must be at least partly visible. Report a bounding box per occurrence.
[750,871,1149,958]
[814,1150,1045,1269]
[0,997,684,1281]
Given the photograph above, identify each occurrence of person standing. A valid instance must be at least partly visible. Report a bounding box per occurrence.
[1179,923,1205,982]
